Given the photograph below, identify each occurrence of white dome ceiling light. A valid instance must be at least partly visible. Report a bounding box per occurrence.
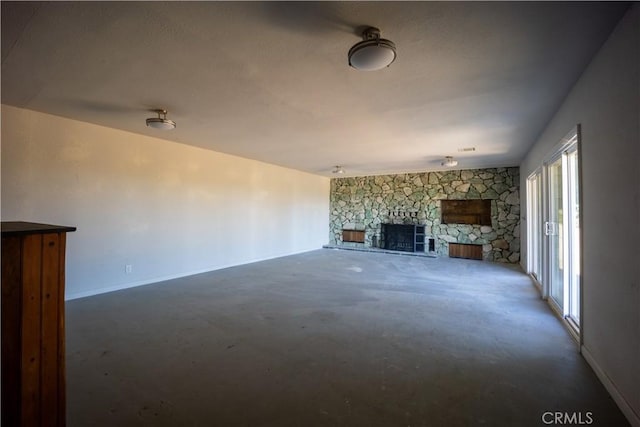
[441,156,458,167]
[332,165,345,174]
[146,109,176,130]
[348,27,397,71]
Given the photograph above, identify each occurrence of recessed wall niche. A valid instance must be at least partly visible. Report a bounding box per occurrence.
[329,167,520,263]
[441,199,492,226]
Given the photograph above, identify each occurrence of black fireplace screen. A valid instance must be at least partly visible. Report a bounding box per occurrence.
[382,224,424,252]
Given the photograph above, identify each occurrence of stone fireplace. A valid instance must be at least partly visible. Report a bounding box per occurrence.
[329,168,521,262]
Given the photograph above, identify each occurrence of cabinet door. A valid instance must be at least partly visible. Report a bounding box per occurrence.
[41,233,64,425]
[342,230,364,243]
[2,236,22,427]
[1,232,66,427]
[449,243,482,260]
[21,234,43,426]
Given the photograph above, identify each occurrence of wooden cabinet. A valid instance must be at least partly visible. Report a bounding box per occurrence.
[2,222,76,427]
[441,199,491,226]
[449,242,483,260]
[342,229,365,243]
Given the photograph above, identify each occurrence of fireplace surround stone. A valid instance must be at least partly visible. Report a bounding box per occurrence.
[329,167,520,263]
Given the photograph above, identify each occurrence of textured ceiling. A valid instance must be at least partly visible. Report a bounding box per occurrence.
[1,2,629,177]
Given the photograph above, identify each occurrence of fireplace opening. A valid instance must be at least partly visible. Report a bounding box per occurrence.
[382,224,426,252]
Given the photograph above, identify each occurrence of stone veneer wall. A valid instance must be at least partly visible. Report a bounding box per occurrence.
[329,167,520,262]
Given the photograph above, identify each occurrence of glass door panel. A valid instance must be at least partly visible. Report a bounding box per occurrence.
[527,173,542,283]
[567,150,580,323]
[547,157,564,309]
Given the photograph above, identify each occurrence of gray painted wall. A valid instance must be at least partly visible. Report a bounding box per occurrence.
[519,5,639,424]
[1,106,330,299]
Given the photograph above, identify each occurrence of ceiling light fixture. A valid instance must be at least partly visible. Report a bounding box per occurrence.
[146,109,176,130]
[332,166,345,174]
[348,27,396,71]
[441,156,458,167]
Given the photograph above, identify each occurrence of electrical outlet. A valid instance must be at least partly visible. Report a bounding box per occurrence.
[125,264,133,274]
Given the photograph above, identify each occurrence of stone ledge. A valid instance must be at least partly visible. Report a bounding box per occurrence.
[323,245,438,258]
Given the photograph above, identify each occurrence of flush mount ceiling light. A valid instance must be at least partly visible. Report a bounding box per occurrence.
[348,27,396,71]
[441,156,458,167]
[332,166,345,174]
[146,109,176,130]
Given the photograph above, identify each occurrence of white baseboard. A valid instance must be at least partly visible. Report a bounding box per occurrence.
[581,345,640,427]
[65,267,214,300]
[65,247,321,301]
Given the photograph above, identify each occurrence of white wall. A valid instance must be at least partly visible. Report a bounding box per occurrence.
[520,5,639,425]
[1,105,330,299]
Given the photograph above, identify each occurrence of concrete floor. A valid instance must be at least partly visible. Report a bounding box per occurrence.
[66,249,628,426]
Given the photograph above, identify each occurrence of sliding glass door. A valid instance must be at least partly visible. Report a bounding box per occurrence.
[529,127,581,336]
